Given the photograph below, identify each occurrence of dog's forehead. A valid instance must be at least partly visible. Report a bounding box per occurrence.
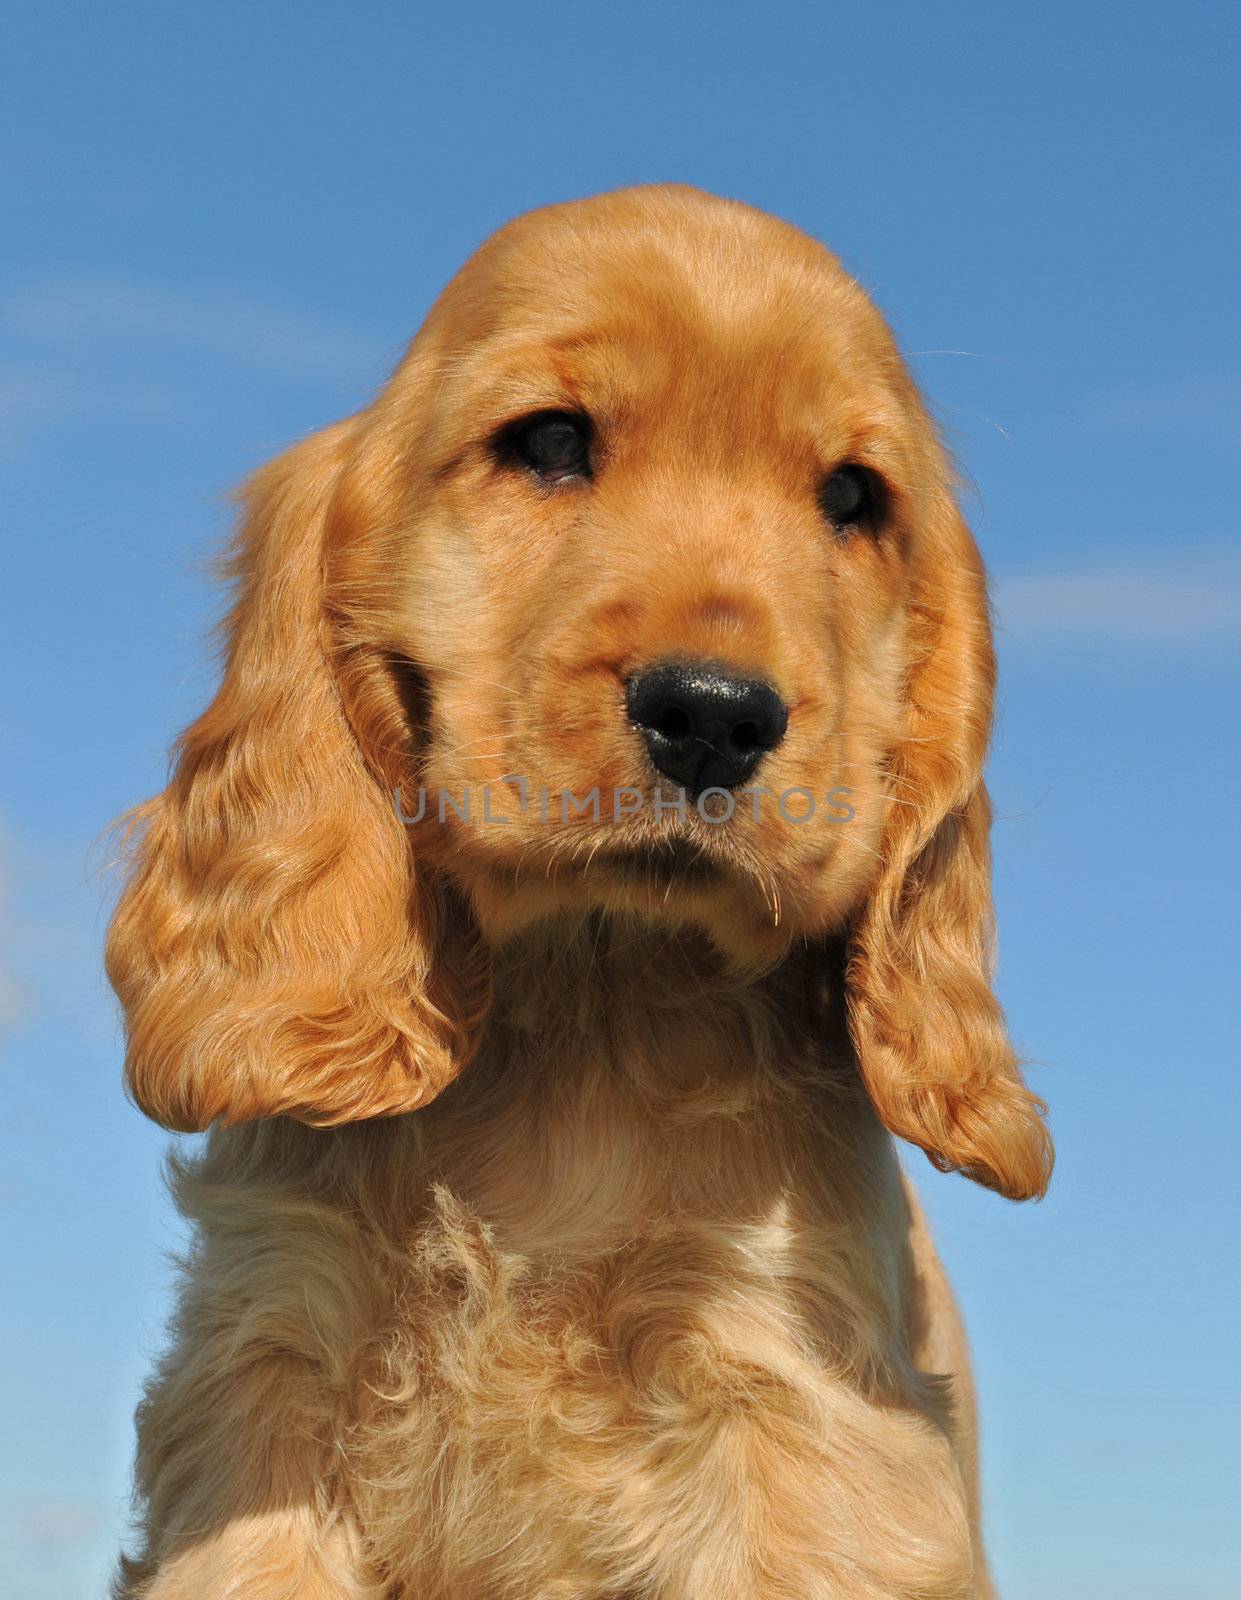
[436,192,881,357]
[413,190,909,443]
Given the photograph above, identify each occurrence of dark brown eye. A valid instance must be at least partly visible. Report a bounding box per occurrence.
[818,463,880,532]
[499,410,593,483]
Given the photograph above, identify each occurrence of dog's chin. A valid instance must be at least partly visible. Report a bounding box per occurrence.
[589,837,727,886]
[460,837,797,968]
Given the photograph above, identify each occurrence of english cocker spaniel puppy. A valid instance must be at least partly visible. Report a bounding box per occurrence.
[108,184,1052,1600]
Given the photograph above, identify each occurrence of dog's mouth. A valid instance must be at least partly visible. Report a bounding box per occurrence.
[589,838,725,886]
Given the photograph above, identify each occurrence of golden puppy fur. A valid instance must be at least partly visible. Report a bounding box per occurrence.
[107,184,1052,1599]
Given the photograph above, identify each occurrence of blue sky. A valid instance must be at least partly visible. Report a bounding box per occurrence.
[2,3,1238,1596]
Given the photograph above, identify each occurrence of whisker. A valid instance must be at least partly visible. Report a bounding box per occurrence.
[905,348,1013,367]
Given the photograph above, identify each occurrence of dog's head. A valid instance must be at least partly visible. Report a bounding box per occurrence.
[107,186,1051,1199]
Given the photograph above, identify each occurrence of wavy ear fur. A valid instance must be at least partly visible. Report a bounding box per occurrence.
[106,422,485,1131]
[846,503,1053,1201]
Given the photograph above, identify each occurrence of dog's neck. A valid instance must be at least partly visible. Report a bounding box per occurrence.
[419,915,884,1258]
[480,914,860,1116]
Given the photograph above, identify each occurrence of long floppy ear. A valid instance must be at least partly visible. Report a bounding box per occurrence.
[845,500,1053,1200]
[106,421,486,1131]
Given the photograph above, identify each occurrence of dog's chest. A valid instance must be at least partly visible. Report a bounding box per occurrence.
[347,1180,973,1598]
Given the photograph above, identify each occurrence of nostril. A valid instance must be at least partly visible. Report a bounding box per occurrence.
[730,719,764,752]
[652,705,694,741]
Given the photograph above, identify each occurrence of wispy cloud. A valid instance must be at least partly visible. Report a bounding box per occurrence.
[3,277,393,383]
[0,361,173,458]
[18,1498,104,1547]
[1075,376,1241,452]
[995,546,1241,641]
[0,827,28,1033]
[0,818,117,1047]
[4,1498,114,1600]
[0,276,399,456]
[0,946,23,1037]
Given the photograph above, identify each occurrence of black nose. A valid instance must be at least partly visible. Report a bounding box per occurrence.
[626,660,789,796]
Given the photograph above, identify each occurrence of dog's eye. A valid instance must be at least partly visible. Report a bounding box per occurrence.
[500,410,593,483]
[818,464,880,532]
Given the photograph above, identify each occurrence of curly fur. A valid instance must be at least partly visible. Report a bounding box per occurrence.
[107,184,1051,1599]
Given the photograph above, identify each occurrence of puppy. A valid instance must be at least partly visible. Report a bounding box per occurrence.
[108,184,1051,1600]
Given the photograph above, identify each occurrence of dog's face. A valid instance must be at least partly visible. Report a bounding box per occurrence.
[108,186,1053,1200]
[348,189,948,961]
